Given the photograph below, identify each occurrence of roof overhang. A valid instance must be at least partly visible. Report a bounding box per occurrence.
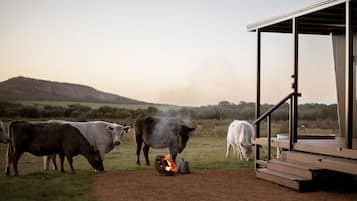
[247,0,357,35]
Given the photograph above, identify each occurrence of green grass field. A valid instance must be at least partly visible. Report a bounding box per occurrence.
[0,117,337,201]
[0,125,253,201]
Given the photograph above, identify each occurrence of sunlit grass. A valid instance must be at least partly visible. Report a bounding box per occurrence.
[0,129,253,201]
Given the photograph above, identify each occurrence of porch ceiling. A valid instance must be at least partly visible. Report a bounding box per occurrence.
[247,0,357,35]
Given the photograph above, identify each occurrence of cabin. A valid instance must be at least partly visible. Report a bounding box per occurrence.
[248,0,357,191]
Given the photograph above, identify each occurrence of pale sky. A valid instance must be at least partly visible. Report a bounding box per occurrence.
[0,0,337,106]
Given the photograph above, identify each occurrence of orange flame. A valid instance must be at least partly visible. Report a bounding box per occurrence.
[163,155,177,172]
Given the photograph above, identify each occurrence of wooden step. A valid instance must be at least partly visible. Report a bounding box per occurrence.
[267,159,321,179]
[256,168,311,191]
[281,151,357,175]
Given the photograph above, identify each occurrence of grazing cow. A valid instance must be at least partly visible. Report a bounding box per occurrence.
[0,121,10,144]
[44,120,130,171]
[226,120,255,160]
[135,116,195,165]
[5,121,104,176]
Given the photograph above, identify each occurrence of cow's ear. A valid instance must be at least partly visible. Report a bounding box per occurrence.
[123,126,130,133]
[186,127,195,135]
[106,126,114,133]
[189,127,195,132]
[181,125,195,134]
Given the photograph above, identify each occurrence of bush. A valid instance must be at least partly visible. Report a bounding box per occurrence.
[20,105,40,118]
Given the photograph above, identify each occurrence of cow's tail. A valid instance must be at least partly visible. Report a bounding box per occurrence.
[134,123,141,144]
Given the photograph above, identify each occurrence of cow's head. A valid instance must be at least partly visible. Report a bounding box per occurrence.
[106,124,130,146]
[240,143,254,160]
[177,125,195,153]
[86,146,104,171]
[0,121,10,144]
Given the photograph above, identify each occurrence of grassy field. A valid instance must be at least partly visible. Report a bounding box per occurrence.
[0,118,338,201]
[0,121,254,201]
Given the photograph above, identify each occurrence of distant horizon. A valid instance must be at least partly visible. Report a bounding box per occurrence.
[0,75,337,107]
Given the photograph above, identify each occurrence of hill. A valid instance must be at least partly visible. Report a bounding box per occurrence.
[0,76,147,104]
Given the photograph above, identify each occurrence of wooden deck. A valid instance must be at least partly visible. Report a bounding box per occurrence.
[252,137,357,160]
[253,136,357,191]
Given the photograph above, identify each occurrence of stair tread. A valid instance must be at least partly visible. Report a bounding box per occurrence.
[282,151,357,165]
[270,159,322,171]
[257,168,311,181]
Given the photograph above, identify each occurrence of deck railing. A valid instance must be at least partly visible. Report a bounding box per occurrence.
[253,92,301,165]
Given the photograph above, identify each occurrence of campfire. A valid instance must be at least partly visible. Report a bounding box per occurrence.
[155,155,177,176]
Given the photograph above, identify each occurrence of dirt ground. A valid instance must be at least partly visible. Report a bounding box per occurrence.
[92,169,357,201]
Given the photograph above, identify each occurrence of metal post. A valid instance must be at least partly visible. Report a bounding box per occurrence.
[289,96,294,151]
[293,17,299,144]
[255,29,261,168]
[267,115,271,161]
[345,0,353,149]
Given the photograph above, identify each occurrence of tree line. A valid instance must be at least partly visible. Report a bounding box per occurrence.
[0,101,338,121]
[0,102,158,119]
[166,101,337,121]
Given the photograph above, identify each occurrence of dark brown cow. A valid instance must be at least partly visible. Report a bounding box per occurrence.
[135,116,195,165]
[5,121,104,176]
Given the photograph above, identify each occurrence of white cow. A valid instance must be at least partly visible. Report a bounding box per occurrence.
[44,120,130,170]
[0,121,10,144]
[226,120,255,160]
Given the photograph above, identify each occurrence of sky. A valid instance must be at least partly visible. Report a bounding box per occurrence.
[0,0,337,106]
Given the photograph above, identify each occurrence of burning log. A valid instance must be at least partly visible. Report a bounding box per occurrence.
[155,155,177,176]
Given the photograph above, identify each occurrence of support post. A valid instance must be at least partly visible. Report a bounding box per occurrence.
[267,115,271,161]
[345,0,353,149]
[293,17,299,144]
[289,96,294,151]
[255,29,261,168]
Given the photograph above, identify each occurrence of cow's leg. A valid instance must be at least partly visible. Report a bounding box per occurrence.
[237,145,243,160]
[171,153,178,163]
[66,155,75,174]
[43,156,50,171]
[51,154,58,171]
[5,143,13,176]
[226,144,232,158]
[12,151,23,176]
[143,144,150,166]
[169,145,177,163]
[99,150,105,162]
[136,137,143,165]
[59,154,65,173]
